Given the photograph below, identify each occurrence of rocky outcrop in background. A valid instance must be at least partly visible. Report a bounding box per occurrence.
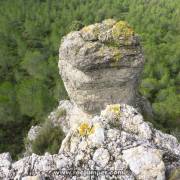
[0,104,179,179]
[59,19,153,118]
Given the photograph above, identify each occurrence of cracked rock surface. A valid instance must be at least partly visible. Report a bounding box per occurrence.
[0,104,179,180]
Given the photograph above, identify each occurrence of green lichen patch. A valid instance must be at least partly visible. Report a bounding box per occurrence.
[112,21,134,39]
[112,48,122,62]
[98,45,122,66]
[109,46,122,67]
[111,21,135,46]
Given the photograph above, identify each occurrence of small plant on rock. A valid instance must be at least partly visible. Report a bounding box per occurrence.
[31,120,64,155]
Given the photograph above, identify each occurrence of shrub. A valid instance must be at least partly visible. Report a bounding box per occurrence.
[68,20,84,32]
[55,108,66,119]
[31,120,64,155]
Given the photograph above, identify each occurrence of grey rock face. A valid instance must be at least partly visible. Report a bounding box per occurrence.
[23,126,42,157]
[59,19,151,117]
[93,148,110,168]
[0,104,179,180]
[28,126,42,142]
[122,146,165,179]
[0,153,12,172]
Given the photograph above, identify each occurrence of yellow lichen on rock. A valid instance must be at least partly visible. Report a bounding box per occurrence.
[112,21,134,39]
[107,104,121,116]
[78,122,90,136]
[78,122,95,136]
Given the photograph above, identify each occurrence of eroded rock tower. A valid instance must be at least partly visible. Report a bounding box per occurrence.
[59,19,152,117]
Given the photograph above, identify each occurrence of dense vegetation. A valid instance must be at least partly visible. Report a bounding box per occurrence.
[0,0,179,159]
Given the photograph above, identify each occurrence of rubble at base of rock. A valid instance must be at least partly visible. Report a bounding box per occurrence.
[0,104,179,180]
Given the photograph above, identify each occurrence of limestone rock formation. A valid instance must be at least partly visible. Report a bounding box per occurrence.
[0,20,179,180]
[59,19,152,118]
[0,104,179,180]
